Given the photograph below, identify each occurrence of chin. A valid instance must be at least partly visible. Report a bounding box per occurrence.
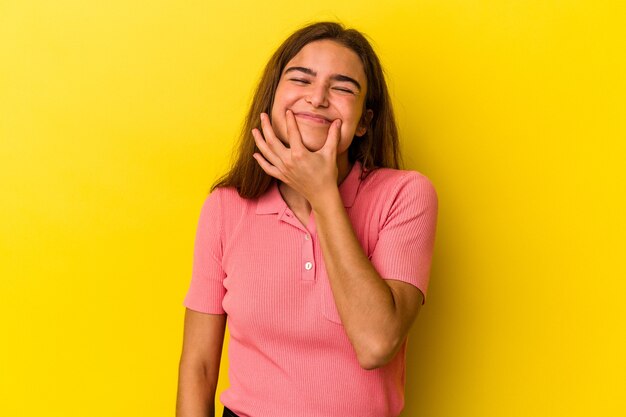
[299,134,326,150]
[301,141,324,152]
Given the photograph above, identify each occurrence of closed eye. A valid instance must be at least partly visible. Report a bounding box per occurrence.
[332,87,356,95]
[289,77,355,95]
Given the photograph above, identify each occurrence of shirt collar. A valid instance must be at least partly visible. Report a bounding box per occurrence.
[256,160,362,215]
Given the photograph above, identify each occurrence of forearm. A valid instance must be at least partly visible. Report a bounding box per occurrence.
[312,188,400,368]
[176,360,217,417]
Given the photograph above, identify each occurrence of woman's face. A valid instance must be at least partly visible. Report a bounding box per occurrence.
[270,39,372,157]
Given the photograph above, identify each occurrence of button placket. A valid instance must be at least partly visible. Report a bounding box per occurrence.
[279,208,316,281]
[301,231,315,281]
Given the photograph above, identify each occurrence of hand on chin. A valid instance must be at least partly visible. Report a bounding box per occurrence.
[297,126,329,151]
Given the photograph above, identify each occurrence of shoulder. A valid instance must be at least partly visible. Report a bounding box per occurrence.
[199,185,259,237]
[202,185,249,210]
[361,167,438,204]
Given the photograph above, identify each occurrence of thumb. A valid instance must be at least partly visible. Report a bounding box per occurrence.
[324,119,342,155]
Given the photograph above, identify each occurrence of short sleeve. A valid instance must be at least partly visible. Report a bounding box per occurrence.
[369,172,438,304]
[183,189,227,314]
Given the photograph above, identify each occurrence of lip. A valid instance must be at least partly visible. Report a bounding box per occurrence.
[293,111,332,124]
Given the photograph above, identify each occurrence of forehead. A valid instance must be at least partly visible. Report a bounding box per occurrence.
[284,40,366,82]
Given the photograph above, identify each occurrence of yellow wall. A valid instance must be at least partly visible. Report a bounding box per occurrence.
[1,1,624,416]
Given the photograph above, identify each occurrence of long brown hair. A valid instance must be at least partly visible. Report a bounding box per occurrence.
[211,21,402,198]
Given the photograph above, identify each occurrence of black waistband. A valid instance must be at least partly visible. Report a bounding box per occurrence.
[223,406,240,417]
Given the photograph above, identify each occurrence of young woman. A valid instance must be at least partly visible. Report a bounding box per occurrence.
[176,21,438,417]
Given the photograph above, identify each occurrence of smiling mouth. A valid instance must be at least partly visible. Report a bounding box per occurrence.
[294,112,332,124]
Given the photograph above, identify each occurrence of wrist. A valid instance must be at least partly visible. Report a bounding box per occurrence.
[310,186,342,214]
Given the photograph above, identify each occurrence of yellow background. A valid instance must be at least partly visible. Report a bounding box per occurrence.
[1,0,624,416]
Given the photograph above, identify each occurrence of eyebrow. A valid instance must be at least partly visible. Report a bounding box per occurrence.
[284,66,362,92]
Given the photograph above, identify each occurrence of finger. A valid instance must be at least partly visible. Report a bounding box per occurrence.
[260,113,288,157]
[323,118,342,156]
[253,152,283,181]
[285,109,306,153]
[252,128,283,168]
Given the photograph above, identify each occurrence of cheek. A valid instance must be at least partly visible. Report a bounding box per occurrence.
[336,114,362,150]
[336,134,355,156]
[268,109,288,143]
[273,85,297,107]
[338,97,363,120]
[271,90,305,140]
[341,108,363,135]
[270,94,284,119]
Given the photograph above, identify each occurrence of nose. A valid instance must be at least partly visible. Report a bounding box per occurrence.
[305,83,329,108]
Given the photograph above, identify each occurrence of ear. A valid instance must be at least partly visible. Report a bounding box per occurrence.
[355,109,374,137]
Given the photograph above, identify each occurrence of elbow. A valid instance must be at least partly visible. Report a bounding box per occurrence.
[357,355,386,371]
[356,337,402,370]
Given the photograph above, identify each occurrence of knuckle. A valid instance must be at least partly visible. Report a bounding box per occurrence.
[291,150,305,162]
[283,158,296,170]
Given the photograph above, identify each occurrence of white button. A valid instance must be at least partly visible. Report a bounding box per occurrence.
[304,234,310,240]
[304,262,313,270]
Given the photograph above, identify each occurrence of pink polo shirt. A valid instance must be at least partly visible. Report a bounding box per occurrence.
[183,160,438,417]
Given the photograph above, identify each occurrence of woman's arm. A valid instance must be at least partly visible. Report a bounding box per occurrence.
[312,186,428,370]
[176,309,226,417]
[251,111,437,370]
